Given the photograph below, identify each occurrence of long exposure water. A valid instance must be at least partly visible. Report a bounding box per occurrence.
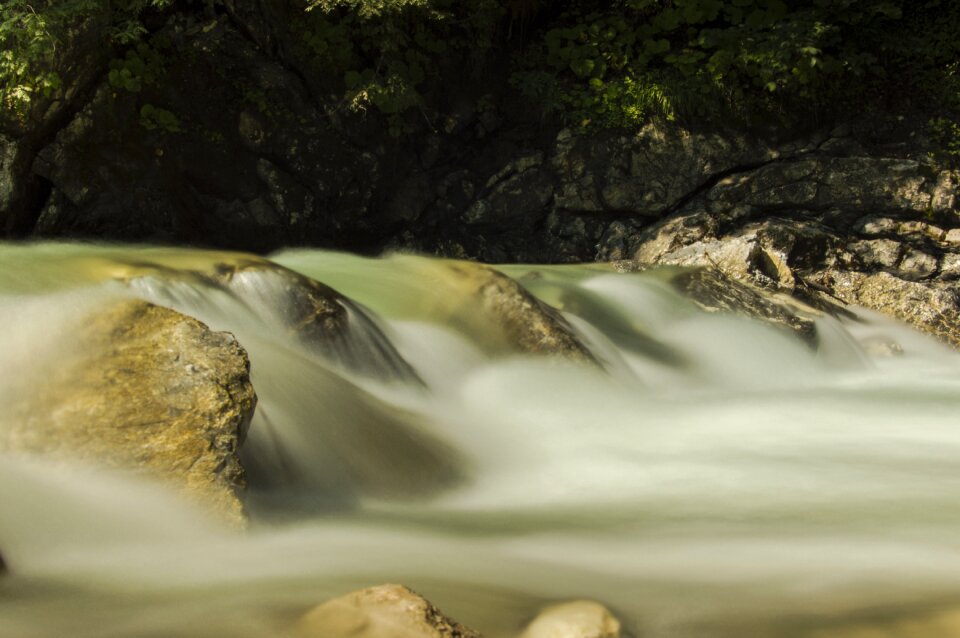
[1,243,960,637]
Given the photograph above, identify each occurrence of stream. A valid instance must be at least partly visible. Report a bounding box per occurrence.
[1,243,960,637]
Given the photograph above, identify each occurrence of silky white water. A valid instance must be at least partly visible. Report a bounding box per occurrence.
[1,243,960,637]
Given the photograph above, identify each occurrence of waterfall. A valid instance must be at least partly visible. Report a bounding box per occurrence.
[1,242,960,638]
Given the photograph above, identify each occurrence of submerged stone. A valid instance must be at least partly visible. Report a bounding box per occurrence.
[519,600,623,638]
[443,262,600,366]
[113,253,422,384]
[1,299,256,526]
[297,584,482,638]
[670,267,819,345]
[211,260,423,383]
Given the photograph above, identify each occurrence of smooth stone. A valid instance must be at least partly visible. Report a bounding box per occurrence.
[443,262,600,366]
[519,600,622,638]
[297,584,482,638]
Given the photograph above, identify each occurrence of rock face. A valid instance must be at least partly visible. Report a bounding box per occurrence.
[519,601,622,638]
[580,128,960,347]
[1,299,256,525]
[296,584,482,638]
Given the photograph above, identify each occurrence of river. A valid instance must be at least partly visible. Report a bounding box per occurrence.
[1,243,960,637]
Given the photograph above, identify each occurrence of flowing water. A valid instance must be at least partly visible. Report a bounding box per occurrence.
[2,243,960,637]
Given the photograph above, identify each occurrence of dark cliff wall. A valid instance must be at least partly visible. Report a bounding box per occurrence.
[1,0,958,265]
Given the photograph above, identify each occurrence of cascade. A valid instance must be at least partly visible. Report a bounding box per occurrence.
[1,243,960,638]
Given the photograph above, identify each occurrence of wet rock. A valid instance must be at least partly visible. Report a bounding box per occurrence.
[671,268,819,345]
[519,600,622,638]
[0,550,6,574]
[297,584,481,638]
[822,271,960,347]
[211,260,422,383]
[444,262,600,366]
[632,217,832,290]
[112,253,421,384]
[1,300,256,526]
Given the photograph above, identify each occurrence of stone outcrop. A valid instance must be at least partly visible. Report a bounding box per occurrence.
[296,584,481,638]
[0,299,256,526]
[573,125,960,347]
[519,600,623,638]
[821,271,960,347]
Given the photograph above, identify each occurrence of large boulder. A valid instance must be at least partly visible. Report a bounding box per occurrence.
[209,259,422,383]
[92,251,421,383]
[0,299,256,526]
[296,584,482,638]
[91,253,459,499]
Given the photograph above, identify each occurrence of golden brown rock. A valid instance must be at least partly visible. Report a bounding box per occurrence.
[1,299,256,526]
[443,262,599,366]
[297,584,482,638]
[519,601,622,638]
[106,251,420,383]
[823,270,960,348]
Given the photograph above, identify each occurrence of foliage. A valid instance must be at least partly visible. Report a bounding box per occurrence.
[295,0,504,134]
[0,0,173,126]
[139,103,181,133]
[511,0,960,130]
[108,43,167,93]
[3,0,960,147]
